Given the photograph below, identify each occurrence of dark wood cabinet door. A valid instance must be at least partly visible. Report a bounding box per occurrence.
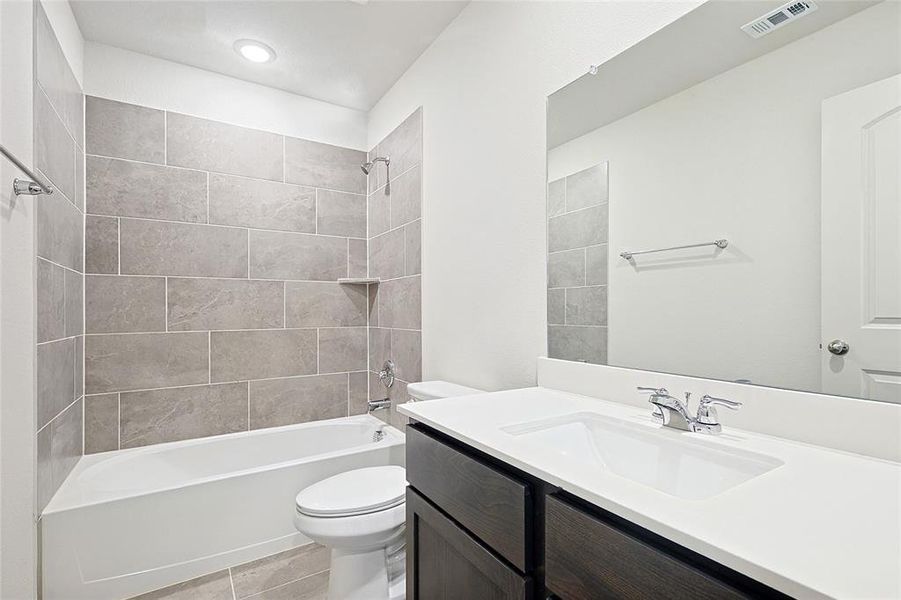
[546,494,753,600]
[406,424,532,571]
[407,488,531,600]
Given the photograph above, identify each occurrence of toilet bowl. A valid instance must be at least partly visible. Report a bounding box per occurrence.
[294,465,407,600]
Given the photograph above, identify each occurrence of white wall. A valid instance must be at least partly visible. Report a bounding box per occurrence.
[40,0,84,85]
[367,1,700,391]
[0,1,37,596]
[84,42,368,150]
[547,1,899,392]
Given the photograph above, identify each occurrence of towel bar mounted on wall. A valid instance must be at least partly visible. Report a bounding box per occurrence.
[0,143,54,196]
[620,239,728,260]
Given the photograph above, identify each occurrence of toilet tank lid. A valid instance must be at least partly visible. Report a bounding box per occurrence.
[407,380,484,401]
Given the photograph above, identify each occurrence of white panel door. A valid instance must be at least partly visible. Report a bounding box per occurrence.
[821,74,901,403]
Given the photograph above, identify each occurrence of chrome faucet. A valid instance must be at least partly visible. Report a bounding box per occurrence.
[368,398,391,413]
[637,387,741,434]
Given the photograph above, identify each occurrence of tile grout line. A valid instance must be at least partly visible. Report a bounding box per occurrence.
[116,393,121,450]
[84,151,367,195]
[86,212,367,242]
[83,373,366,400]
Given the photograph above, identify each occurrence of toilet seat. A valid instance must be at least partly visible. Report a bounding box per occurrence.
[295,465,406,517]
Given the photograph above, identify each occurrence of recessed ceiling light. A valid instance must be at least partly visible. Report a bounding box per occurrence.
[234,39,276,64]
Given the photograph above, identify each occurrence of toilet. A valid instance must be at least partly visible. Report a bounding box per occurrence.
[293,381,483,600]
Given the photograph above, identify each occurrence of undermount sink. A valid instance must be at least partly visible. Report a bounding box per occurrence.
[501,412,783,500]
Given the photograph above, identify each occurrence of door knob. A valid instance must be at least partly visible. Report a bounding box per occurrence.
[826,339,850,355]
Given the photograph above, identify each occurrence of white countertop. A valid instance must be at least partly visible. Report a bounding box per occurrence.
[398,387,901,599]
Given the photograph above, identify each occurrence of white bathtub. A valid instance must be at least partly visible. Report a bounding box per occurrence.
[41,414,405,600]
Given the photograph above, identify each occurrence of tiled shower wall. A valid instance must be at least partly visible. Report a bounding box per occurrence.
[34,4,85,512]
[82,96,380,452]
[547,162,608,365]
[367,110,422,427]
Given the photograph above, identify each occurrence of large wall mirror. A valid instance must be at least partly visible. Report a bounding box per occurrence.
[546,0,900,403]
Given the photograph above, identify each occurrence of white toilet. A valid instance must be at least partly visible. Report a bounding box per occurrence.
[293,381,483,600]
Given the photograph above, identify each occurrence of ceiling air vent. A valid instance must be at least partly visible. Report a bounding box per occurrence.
[741,1,818,39]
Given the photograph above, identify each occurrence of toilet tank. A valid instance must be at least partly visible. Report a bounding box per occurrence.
[407,381,484,402]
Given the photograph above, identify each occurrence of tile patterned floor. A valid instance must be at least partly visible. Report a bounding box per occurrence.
[129,543,329,600]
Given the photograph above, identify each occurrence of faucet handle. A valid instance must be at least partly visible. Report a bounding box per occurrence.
[698,395,742,410]
[637,386,668,395]
[696,394,741,428]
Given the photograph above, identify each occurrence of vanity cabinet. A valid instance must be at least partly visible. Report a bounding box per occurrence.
[406,488,531,599]
[406,423,789,600]
[545,494,747,600]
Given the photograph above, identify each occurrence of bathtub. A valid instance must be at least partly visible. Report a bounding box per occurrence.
[41,414,405,600]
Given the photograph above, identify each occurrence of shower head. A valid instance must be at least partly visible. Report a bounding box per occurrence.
[361,156,389,175]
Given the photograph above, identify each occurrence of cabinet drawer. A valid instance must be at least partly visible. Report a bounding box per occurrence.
[546,495,748,600]
[406,425,531,572]
[407,488,531,600]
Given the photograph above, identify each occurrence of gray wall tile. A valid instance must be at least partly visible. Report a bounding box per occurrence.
[548,249,585,288]
[565,163,608,211]
[64,269,83,337]
[168,278,284,331]
[348,239,367,278]
[84,393,118,454]
[85,275,166,333]
[366,147,381,194]
[131,569,233,600]
[231,543,330,599]
[586,244,608,286]
[35,88,76,203]
[37,191,83,272]
[404,220,421,276]
[368,327,391,373]
[210,329,317,382]
[368,228,404,281]
[565,286,607,326]
[548,204,608,252]
[378,108,422,185]
[378,276,421,330]
[249,374,346,429]
[548,325,607,365]
[75,336,83,400]
[37,338,76,430]
[85,96,164,163]
[85,332,209,394]
[318,327,367,373]
[120,383,247,448]
[391,329,421,383]
[349,371,368,415]
[120,219,247,278]
[37,259,65,343]
[85,215,118,274]
[548,289,565,325]
[368,188,390,238]
[209,174,315,233]
[285,137,366,194]
[389,164,421,229]
[285,282,367,327]
[548,178,565,217]
[249,230,346,281]
[36,5,83,149]
[368,283,379,327]
[168,112,283,181]
[316,190,366,238]
[36,398,82,513]
[86,156,207,222]
[75,149,84,211]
